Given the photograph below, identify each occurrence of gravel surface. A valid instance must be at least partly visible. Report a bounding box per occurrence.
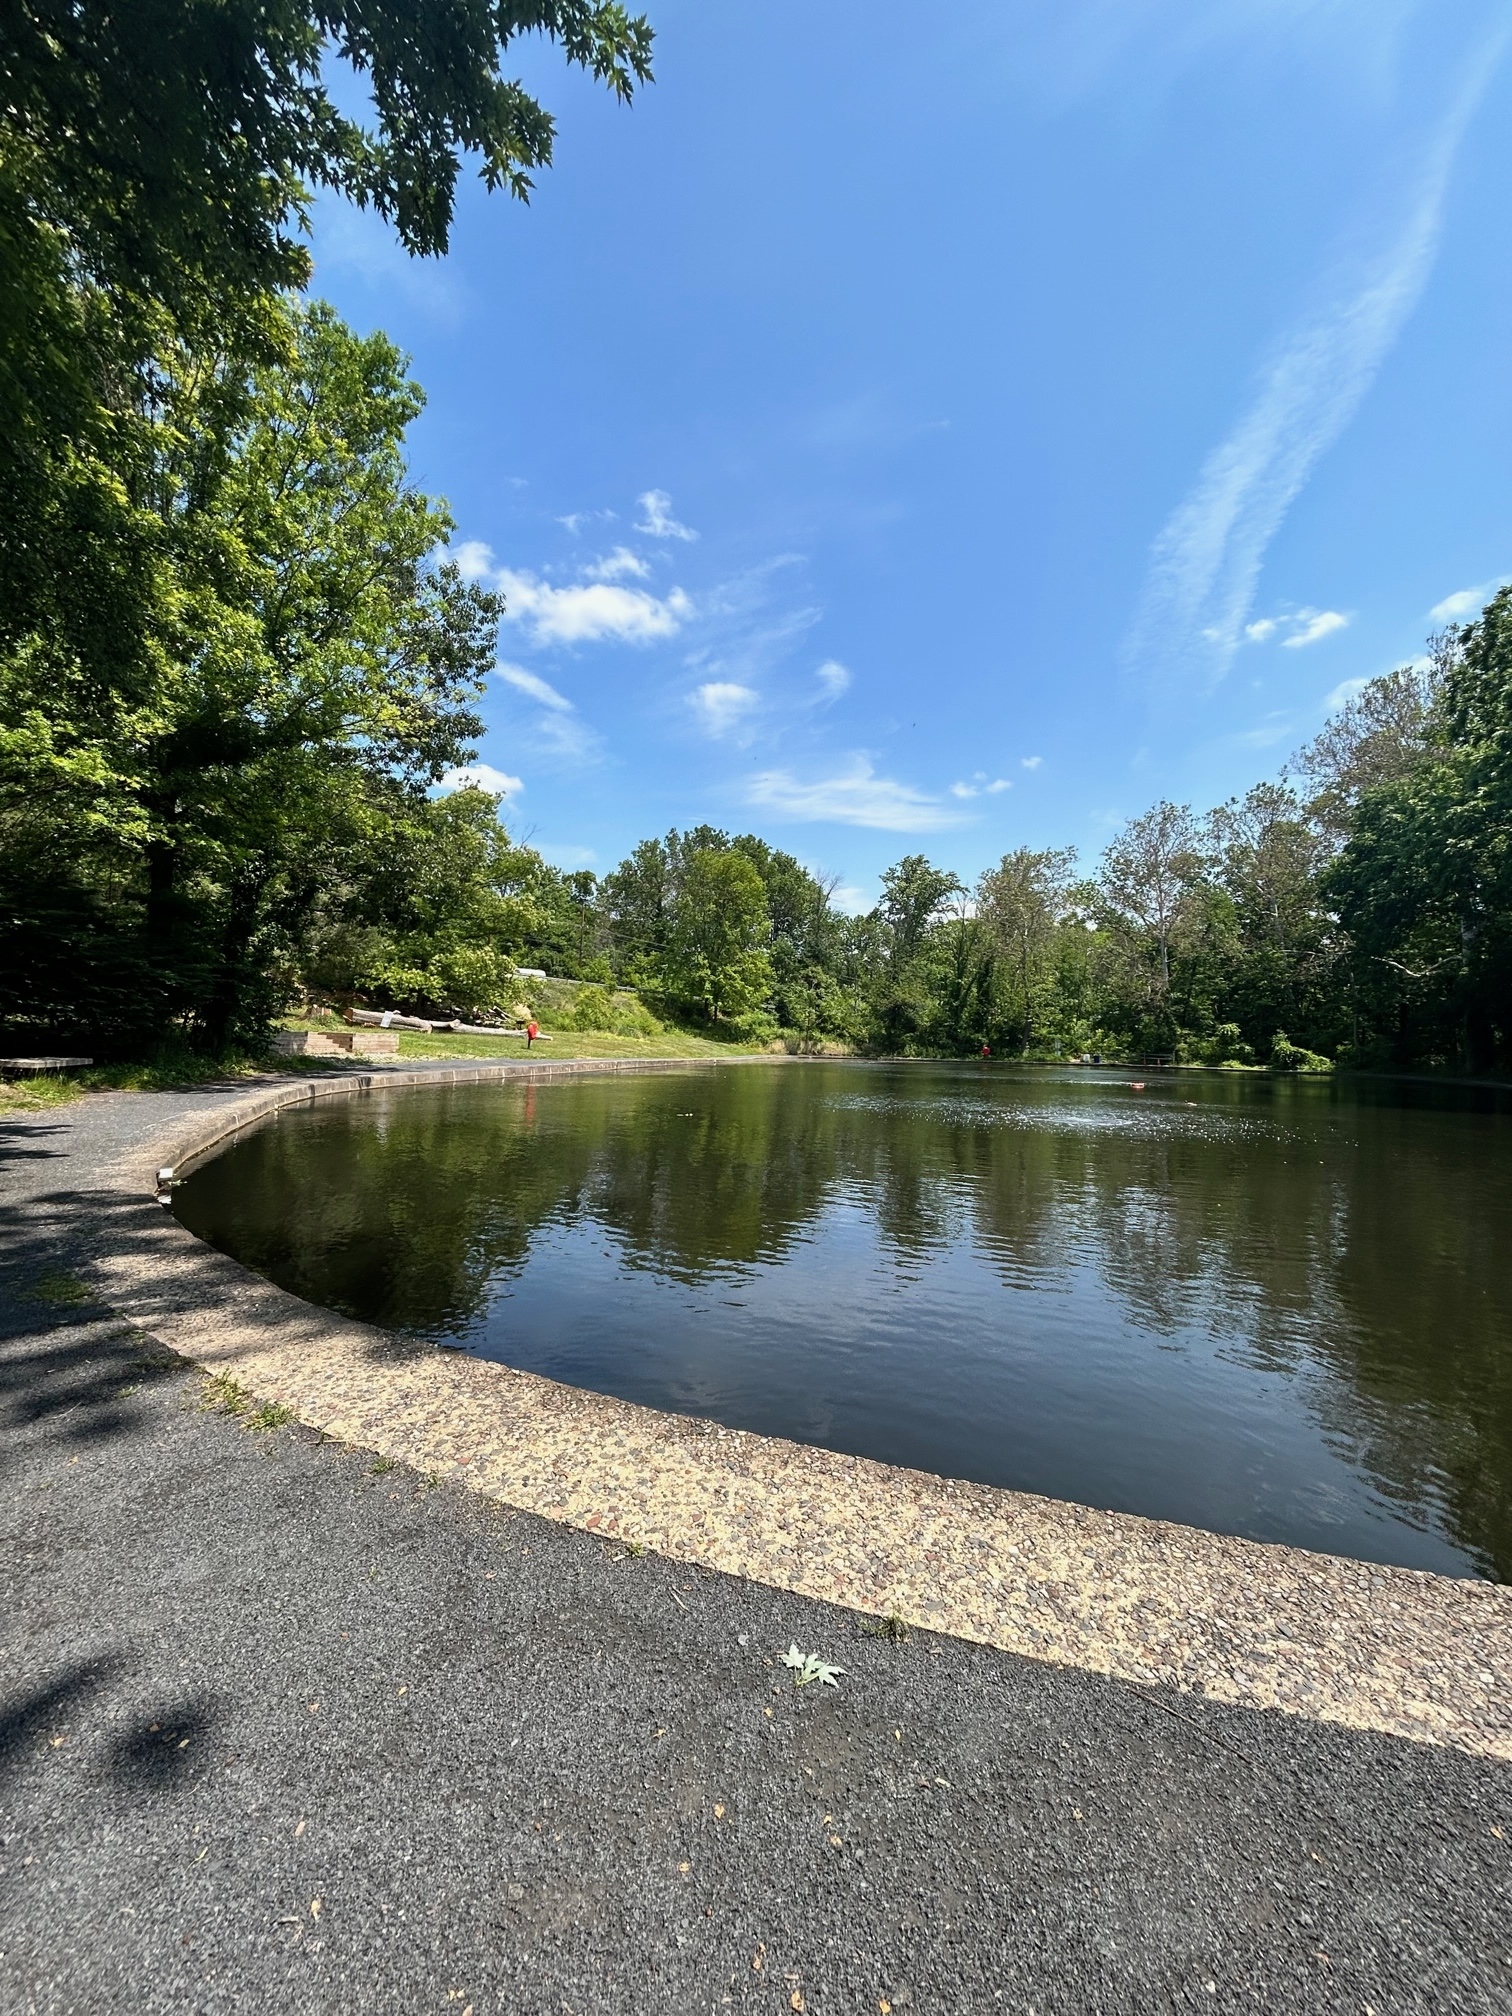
[2,1088,1511,2014]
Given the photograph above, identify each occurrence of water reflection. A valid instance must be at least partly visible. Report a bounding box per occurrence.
[175,1063,1512,1579]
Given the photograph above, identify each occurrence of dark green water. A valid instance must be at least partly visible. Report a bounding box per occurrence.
[173,1062,1512,1579]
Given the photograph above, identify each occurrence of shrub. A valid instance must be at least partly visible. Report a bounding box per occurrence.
[566,984,616,1031]
[1270,1030,1332,1073]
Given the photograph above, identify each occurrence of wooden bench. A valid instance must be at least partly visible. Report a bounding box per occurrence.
[0,1056,94,1075]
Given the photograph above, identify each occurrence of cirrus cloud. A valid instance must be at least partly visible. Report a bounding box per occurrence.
[495,662,572,710]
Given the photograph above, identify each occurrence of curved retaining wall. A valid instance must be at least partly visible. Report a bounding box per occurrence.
[73,1059,1512,1764]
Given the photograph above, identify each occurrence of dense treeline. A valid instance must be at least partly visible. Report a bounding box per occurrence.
[405,612,1510,1075]
[3,3,1509,1074]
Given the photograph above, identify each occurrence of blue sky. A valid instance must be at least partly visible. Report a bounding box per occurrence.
[310,0,1512,907]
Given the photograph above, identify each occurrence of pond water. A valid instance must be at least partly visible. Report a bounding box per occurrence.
[173,1061,1512,1580]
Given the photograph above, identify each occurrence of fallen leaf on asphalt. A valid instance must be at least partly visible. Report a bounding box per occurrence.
[781,1645,843,1689]
[294,1821,306,1839]
[880,2001,892,2014]
[678,1861,690,1874]
[829,1835,843,1848]
[790,1995,805,2012]
[751,1946,765,1972]
[713,1804,725,1820]
[309,1898,322,1921]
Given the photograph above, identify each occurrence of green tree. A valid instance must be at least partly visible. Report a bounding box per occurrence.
[1096,803,1204,1047]
[977,846,1077,1052]
[657,848,773,1025]
[867,854,963,1047]
[1208,782,1339,1057]
[0,298,497,1049]
[1,0,653,745]
[308,787,552,1018]
[1326,592,1512,1072]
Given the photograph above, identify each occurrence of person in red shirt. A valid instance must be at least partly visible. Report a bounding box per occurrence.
[526,1020,539,1048]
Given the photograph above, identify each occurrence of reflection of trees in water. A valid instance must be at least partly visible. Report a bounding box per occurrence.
[1304,1127,1512,1581]
[180,1067,1512,1578]
[961,1097,1512,1578]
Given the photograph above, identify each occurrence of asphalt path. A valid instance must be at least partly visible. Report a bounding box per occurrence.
[2,1087,1510,2014]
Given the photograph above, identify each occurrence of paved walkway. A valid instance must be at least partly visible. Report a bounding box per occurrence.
[2,1082,1510,2013]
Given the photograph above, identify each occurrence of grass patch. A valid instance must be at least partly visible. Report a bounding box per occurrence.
[201,1372,251,1418]
[370,1456,396,1475]
[0,1076,92,1114]
[859,1613,912,1643]
[393,1026,769,1063]
[0,1043,305,1113]
[245,1400,295,1433]
[200,1372,295,1434]
[30,1269,94,1306]
[1,1010,783,1115]
[0,1017,776,1115]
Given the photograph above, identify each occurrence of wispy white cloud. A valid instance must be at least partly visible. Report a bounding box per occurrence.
[495,662,572,711]
[1228,711,1296,749]
[815,659,851,698]
[1125,34,1507,697]
[1325,675,1372,712]
[455,541,691,646]
[689,681,760,737]
[950,772,1013,799]
[492,660,604,764]
[973,2,1439,137]
[531,712,604,763]
[830,883,872,916]
[438,764,523,800]
[314,198,468,326]
[1430,577,1509,621]
[747,757,967,832]
[586,546,650,582]
[1282,608,1350,648]
[636,489,698,542]
[1020,755,1043,771]
[1243,606,1351,648]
